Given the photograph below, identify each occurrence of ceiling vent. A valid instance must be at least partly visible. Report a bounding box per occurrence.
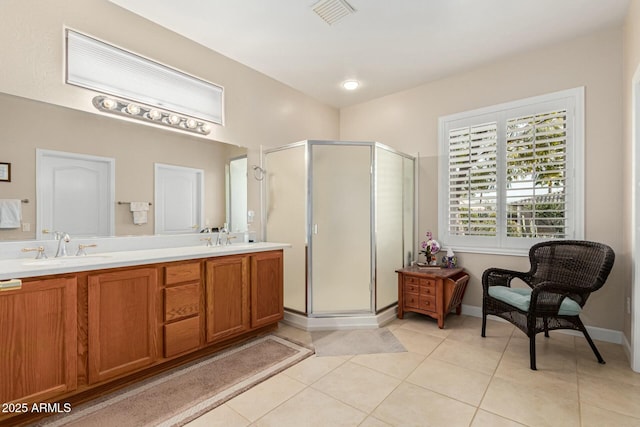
[311,0,356,25]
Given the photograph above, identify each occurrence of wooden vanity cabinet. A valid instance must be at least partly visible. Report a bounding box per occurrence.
[0,277,77,404]
[163,261,202,358]
[251,251,284,328]
[205,255,250,343]
[87,267,158,384]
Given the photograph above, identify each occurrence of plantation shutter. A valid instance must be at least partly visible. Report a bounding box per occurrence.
[505,110,567,238]
[448,122,498,236]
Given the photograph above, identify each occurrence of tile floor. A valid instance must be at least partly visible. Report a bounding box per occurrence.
[185,314,640,427]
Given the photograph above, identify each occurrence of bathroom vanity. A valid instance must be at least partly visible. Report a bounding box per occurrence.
[0,242,285,424]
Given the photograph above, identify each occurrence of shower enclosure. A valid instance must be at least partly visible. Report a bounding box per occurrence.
[263,140,415,328]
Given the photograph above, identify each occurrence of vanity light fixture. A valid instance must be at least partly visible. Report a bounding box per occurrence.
[342,80,360,90]
[92,95,212,135]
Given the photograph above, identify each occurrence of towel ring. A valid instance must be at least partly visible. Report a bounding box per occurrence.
[252,165,266,181]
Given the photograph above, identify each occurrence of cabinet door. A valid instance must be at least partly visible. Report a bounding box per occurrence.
[251,251,284,328]
[205,255,249,343]
[88,268,158,384]
[0,277,77,404]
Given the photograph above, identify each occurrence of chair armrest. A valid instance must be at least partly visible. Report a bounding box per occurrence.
[529,282,585,314]
[482,268,531,292]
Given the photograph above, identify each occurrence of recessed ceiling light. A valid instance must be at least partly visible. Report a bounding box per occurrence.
[342,80,359,90]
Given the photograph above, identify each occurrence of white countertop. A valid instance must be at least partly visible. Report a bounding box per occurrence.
[0,242,290,281]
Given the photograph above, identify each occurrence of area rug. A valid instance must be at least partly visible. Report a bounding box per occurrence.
[311,327,406,357]
[38,335,313,427]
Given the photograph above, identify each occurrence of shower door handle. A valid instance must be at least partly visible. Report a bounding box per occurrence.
[313,224,318,234]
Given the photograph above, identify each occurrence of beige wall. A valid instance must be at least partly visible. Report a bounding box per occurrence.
[0,0,340,238]
[340,28,625,331]
[623,2,640,341]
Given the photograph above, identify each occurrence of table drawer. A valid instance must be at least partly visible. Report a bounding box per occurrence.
[420,278,436,289]
[165,262,200,286]
[164,316,200,358]
[420,285,435,297]
[404,292,420,309]
[404,282,420,293]
[419,295,436,312]
[404,276,420,286]
[165,283,200,322]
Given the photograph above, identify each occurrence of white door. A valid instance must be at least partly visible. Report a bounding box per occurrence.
[155,163,203,234]
[37,149,115,239]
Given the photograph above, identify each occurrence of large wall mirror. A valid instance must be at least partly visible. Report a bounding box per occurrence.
[0,92,247,242]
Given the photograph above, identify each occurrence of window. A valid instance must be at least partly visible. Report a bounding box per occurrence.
[438,88,584,255]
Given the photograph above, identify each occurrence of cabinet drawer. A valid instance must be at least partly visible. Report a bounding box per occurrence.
[165,262,200,286]
[420,285,435,296]
[420,278,436,289]
[165,283,200,322]
[419,295,436,312]
[164,316,200,358]
[404,292,420,309]
[404,282,420,293]
[404,276,420,286]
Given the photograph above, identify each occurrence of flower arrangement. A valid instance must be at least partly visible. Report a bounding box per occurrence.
[420,231,441,264]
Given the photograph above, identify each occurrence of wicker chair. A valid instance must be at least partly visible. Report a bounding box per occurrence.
[481,240,615,370]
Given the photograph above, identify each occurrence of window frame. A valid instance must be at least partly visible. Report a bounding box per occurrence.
[438,87,585,256]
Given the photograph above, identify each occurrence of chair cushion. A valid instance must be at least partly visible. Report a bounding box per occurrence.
[488,286,582,316]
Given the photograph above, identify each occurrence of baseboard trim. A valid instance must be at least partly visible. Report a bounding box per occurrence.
[282,306,398,331]
[461,304,623,344]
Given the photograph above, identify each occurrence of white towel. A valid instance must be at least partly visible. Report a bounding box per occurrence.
[0,199,21,229]
[129,201,149,225]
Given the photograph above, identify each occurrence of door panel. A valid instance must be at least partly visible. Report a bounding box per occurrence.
[37,149,114,238]
[311,144,372,313]
[155,163,203,234]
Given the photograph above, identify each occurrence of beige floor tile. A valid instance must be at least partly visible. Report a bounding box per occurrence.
[494,355,578,395]
[276,323,314,348]
[311,361,401,413]
[502,333,577,372]
[281,354,346,384]
[406,358,492,406]
[185,404,250,427]
[390,328,444,355]
[577,354,640,387]
[579,372,640,419]
[470,409,526,427]
[575,336,629,362]
[395,313,458,338]
[253,387,366,427]
[429,338,502,375]
[350,351,426,379]
[481,376,580,427]
[226,373,307,422]
[581,404,640,427]
[373,382,476,427]
[464,315,515,337]
[358,415,392,427]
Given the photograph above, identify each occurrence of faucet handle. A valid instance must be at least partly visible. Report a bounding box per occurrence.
[76,244,97,256]
[200,237,213,247]
[225,235,237,245]
[22,246,48,259]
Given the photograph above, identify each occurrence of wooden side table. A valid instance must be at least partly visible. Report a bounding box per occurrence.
[396,266,469,328]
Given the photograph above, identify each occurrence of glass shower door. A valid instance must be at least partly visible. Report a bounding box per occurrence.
[310,143,372,314]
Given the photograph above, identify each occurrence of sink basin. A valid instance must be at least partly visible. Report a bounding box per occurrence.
[23,254,112,266]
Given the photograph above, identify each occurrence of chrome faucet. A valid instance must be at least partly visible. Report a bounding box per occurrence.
[216,223,229,246]
[54,231,71,257]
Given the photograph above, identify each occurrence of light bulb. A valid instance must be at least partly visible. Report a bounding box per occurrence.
[342,80,359,90]
[126,103,140,115]
[185,118,197,129]
[102,98,118,110]
[168,115,180,125]
[148,109,162,120]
